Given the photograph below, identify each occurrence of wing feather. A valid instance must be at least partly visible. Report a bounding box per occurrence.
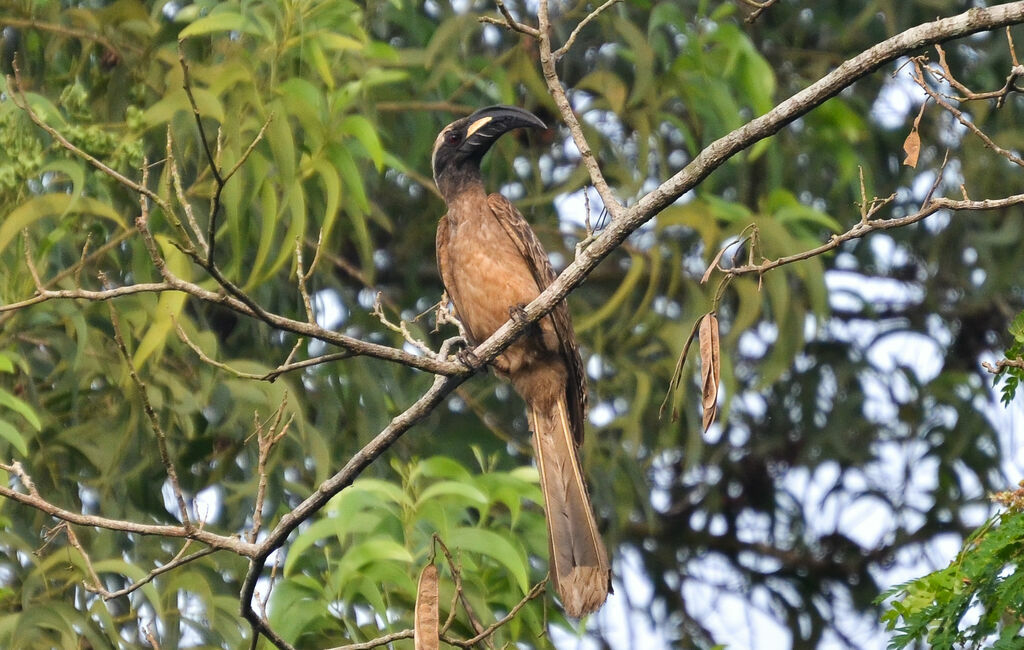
[486,193,588,444]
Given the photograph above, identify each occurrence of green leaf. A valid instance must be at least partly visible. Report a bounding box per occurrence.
[0,419,28,456]
[268,577,329,644]
[449,527,529,594]
[416,480,488,508]
[132,236,190,368]
[0,194,125,255]
[577,70,628,115]
[341,115,385,170]
[0,388,41,432]
[178,12,266,38]
[1008,310,1024,342]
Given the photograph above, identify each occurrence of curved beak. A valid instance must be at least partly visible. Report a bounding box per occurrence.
[459,105,547,155]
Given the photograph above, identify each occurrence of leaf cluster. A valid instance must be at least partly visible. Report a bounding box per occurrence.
[881,510,1024,649]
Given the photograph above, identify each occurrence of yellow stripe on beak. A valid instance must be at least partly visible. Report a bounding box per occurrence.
[466,116,493,137]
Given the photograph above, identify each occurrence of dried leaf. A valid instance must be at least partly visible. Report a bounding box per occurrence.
[414,564,439,650]
[702,240,735,285]
[699,314,721,432]
[902,130,921,168]
[903,102,927,168]
[658,316,703,421]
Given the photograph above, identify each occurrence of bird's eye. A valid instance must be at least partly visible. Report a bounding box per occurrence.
[445,131,461,145]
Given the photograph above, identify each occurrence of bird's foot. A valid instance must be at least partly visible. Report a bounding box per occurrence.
[456,347,482,372]
[508,303,529,325]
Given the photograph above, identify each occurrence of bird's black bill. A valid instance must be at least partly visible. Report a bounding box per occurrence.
[461,105,546,152]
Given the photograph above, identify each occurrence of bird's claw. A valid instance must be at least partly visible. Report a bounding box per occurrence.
[456,347,481,372]
[508,303,529,324]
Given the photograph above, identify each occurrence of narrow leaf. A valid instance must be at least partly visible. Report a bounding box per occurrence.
[0,388,42,432]
[0,418,28,456]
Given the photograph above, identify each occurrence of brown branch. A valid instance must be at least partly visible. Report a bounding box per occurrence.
[983,358,1024,374]
[108,303,192,529]
[480,0,540,37]
[454,2,1024,434]
[553,0,623,60]
[440,579,547,648]
[911,56,1024,167]
[239,371,466,648]
[433,536,491,647]
[166,126,204,255]
[250,397,293,542]
[715,192,1024,278]
[0,281,173,314]
[536,0,624,220]
[8,85,461,375]
[0,461,255,555]
[325,629,414,650]
[737,0,780,24]
[8,6,1024,650]
[0,17,137,56]
[932,42,1024,107]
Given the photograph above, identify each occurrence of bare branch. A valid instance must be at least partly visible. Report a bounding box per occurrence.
[983,358,1024,374]
[553,0,622,60]
[537,0,624,220]
[441,579,547,648]
[0,16,138,56]
[224,113,273,183]
[717,192,1024,278]
[737,0,780,24]
[324,629,414,650]
[108,303,192,529]
[167,126,207,255]
[911,57,1024,167]
[480,0,540,37]
[250,397,292,542]
[499,3,1024,366]
[0,461,255,555]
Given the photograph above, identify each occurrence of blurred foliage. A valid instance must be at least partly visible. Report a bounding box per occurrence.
[994,310,1024,405]
[0,0,1021,648]
[880,484,1024,650]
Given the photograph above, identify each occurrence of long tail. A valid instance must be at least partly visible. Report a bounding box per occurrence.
[529,396,610,618]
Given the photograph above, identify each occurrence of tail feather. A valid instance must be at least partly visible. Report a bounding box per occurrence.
[530,397,610,618]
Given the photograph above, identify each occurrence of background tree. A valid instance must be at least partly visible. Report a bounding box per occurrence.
[1,1,1023,648]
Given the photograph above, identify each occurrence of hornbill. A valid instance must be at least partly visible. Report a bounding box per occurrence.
[431,105,611,617]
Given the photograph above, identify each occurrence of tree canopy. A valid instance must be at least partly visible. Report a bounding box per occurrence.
[1,1,1023,648]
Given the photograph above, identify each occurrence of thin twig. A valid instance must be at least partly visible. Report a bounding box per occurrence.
[983,358,1024,373]
[480,0,540,37]
[440,579,547,648]
[108,302,192,529]
[553,0,622,60]
[911,58,1024,167]
[737,0,780,24]
[536,0,624,219]
[0,461,255,554]
[250,396,292,542]
[8,64,175,217]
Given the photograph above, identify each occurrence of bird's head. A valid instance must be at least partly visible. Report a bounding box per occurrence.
[431,105,546,198]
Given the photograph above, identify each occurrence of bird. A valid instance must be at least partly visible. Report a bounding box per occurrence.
[431,105,611,617]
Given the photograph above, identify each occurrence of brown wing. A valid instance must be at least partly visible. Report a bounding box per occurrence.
[486,193,588,444]
[435,214,470,342]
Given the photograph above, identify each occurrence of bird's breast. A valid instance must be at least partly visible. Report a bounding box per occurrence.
[443,209,541,344]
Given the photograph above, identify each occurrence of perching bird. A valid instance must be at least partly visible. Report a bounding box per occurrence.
[431,105,610,617]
